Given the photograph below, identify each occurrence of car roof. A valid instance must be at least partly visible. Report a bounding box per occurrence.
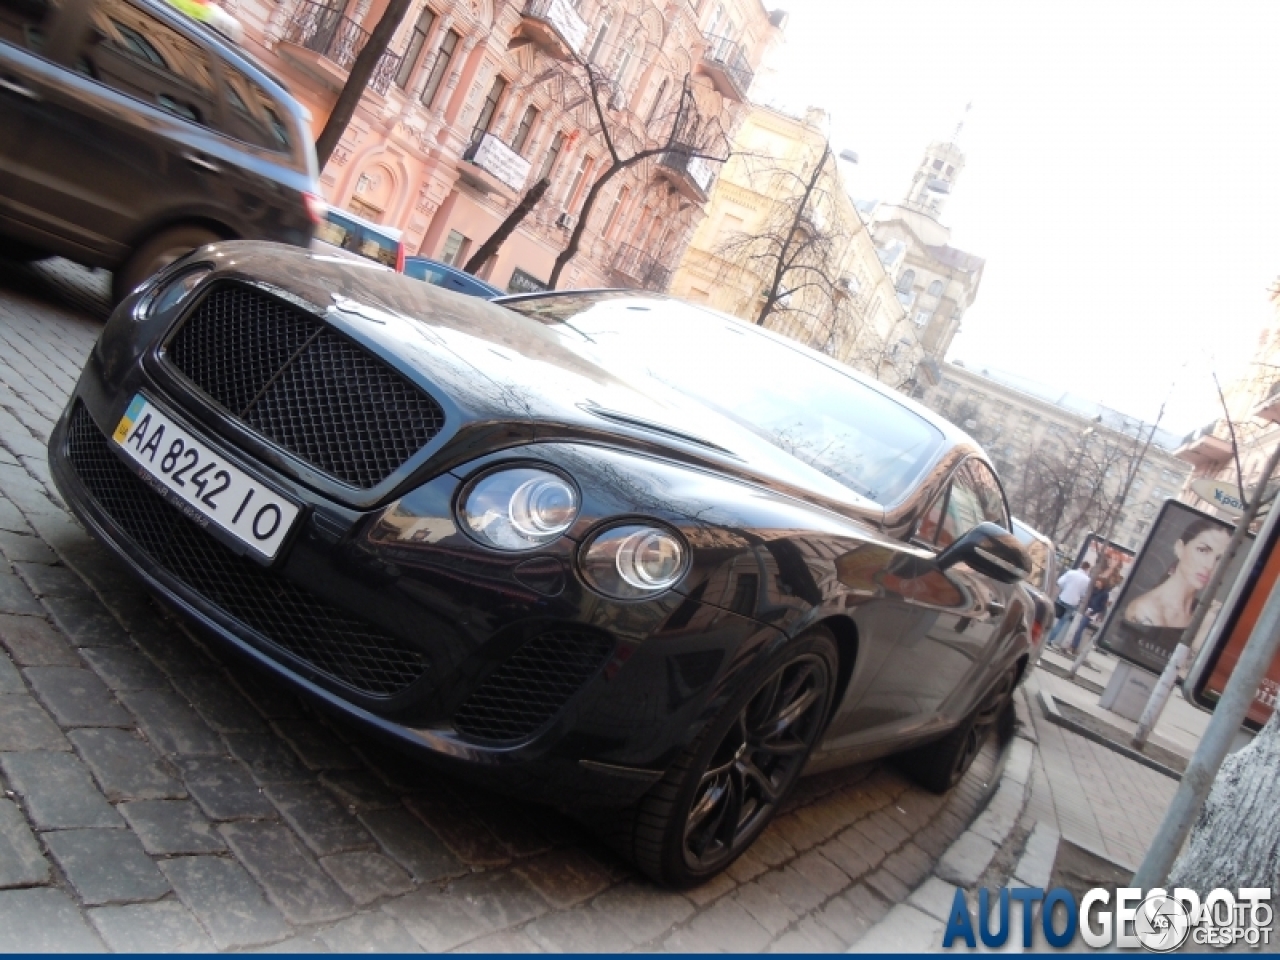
[404,256,502,295]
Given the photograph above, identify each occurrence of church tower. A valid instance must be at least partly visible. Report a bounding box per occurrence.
[903,105,969,219]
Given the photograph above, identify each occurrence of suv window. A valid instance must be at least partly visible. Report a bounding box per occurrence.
[85,0,218,125]
[919,459,1009,550]
[222,64,291,152]
[316,210,399,267]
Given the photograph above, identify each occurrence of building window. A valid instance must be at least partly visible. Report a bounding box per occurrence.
[567,154,595,213]
[913,310,930,326]
[946,164,955,176]
[604,186,629,237]
[896,268,915,295]
[932,158,943,170]
[419,29,458,108]
[511,104,538,155]
[615,31,637,87]
[539,130,564,182]
[472,75,507,141]
[439,230,469,266]
[587,12,611,63]
[927,279,943,297]
[646,77,668,125]
[394,7,435,90]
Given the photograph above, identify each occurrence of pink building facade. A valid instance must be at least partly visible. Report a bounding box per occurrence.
[230,0,781,291]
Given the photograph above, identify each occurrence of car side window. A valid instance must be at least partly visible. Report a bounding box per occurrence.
[915,486,948,546]
[964,460,1010,529]
[939,460,1008,548]
[222,65,291,153]
[83,0,218,126]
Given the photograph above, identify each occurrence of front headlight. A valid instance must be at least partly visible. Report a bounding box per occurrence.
[458,467,579,550]
[580,523,687,599]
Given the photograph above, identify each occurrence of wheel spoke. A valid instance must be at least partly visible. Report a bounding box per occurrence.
[747,672,783,731]
[756,685,820,742]
[775,662,817,712]
[737,756,782,804]
[719,768,745,846]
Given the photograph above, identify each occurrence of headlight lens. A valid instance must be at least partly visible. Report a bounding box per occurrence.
[459,467,579,550]
[581,523,687,599]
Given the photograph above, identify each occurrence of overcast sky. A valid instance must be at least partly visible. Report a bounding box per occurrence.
[759,0,1280,436]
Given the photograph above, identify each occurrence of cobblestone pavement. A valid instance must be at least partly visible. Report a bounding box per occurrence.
[0,259,1005,952]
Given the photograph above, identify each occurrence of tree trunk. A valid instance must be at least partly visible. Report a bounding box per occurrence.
[315,0,414,168]
[548,162,628,289]
[755,143,830,327]
[463,178,550,275]
[1168,709,1280,890]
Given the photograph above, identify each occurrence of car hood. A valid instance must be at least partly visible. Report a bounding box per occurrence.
[212,243,885,524]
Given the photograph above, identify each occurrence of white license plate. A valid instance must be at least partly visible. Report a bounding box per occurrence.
[112,395,300,561]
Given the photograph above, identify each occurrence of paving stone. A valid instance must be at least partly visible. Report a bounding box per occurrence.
[747,827,797,867]
[681,868,737,906]
[70,728,183,801]
[127,621,216,677]
[383,870,549,951]
[14,561,94,599]
[819,831,877,879]
[1013,822,1060,889]
[731,880,799,936]
[230,670,305,720]
[320,770,402,813]
[25,666,130,727]
[119,688,223,757]
[120,799,227,855]
[271,717,361,770]
[161,856,291,950]
[855,807,912,852]
[319,912,422,953]
[41,594,130,648]
[790,847,853,897]
[0,651,21,694]
[403,792,511,867]
[526,903,636,952]
[0,797,50,888]
[221,820,355,925]
[44,828,171,905]
[865,865,911,904]
[80,646,167,690]
[0,887,105,951]
[853,902,944,952]
[936,829,999,887]
[0,497,33,535]
[769,808,829,852]
[226,731,311,783]
[768,915,849,952]
[359,807,465,883]
[88,901,215,953]
[266,781,373,856]
[320,850,413,906]
[447,787,557,858]
[176,756,275,821]
[0,530,57,565]
[971,778,1025,845]
[0,749,121,829]
[453,928,544,952]
[883,839,933,890]
[908,876,962,923]
[167,673,266,733]
[754,863,832,916]
[253,933,331,952]
[383,888,492,952]
[515,848,614,909]
[0,612,77,665]
[813,883,889,945]
[590,881,696,945]
[663,894,774,953]
[0,571,43,616]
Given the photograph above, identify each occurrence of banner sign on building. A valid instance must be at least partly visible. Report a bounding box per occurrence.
[469,134,531,193]
[1096,500,1246,674]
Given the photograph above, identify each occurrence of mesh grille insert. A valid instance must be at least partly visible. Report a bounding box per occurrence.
[166,284,445,489]
[453,628,614,742]
[65,404,427,697]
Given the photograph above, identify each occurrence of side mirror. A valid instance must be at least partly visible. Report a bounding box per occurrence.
[937,522,1033,584]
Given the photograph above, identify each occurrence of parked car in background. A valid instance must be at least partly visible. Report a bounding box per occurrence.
[0,0,320,302]
[1012,517,1057,652]
[314,207,404,271]
[404,255,501,299]
[51,246,1037,887]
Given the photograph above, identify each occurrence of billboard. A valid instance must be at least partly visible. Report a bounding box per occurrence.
[1096,500,1246,674]
[1186,495,1280,730]
[1071,533,1137,598]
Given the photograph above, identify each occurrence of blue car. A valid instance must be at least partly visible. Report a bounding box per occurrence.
[404,256,502,299]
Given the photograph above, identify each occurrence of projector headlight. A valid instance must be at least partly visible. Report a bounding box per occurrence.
[581,523,687,599]
[458,467,579,550]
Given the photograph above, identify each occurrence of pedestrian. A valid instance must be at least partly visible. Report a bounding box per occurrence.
[1047,560,1091,649]
[1065,576,1112,654]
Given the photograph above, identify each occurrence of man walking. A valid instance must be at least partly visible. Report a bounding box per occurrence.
[1047,561,1091,649]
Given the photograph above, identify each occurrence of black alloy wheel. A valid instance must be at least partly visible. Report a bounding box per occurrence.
[630,628,837,887]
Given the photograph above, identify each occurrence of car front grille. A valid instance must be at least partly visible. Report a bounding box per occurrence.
[165,283,445,490]
[453,627,614,742]
[64,403,428,698]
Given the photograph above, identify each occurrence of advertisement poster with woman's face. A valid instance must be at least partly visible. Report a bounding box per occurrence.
[1097,501,1244,673]
[1072,534,1137,598]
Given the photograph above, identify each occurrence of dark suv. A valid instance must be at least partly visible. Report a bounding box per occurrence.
[0,0,320,301]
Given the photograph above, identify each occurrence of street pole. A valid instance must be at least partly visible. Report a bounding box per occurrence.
[1131,569,1280,888]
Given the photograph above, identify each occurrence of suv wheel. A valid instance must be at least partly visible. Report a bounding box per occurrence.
[113,226,221,304]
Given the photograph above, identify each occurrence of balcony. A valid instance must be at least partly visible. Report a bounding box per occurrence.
[458,134,531,197]
[1254,381,1280,423]
[509,0,588,60]
[697,34,753,102]
[656,145,714,203]
[1175,419,1233,470]
[279,0,401,94]
[611,243,671,292]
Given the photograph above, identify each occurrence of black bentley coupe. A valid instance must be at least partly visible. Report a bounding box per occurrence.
[51,242,1037,887]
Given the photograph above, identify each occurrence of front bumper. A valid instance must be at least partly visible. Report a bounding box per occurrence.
[49,351,782,809]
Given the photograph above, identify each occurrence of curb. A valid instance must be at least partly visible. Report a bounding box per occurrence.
[1036,689,1182,781]
[849,694,1054,953]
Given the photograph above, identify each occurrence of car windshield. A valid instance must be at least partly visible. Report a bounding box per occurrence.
[503,293,946,504]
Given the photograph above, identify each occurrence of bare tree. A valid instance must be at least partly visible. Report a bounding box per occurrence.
[464,177,551,276]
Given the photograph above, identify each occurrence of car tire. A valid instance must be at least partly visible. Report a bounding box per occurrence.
[112,226,221,304]
[627,627,838,887]
[0,237,47,262]
[898,664,1017,795]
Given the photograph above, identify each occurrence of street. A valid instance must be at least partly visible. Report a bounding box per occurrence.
[0,258,1009,951]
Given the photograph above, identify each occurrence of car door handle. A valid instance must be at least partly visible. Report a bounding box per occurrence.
[987,601,1006,615]
[0,77,39,100]
[183,153,221,174]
